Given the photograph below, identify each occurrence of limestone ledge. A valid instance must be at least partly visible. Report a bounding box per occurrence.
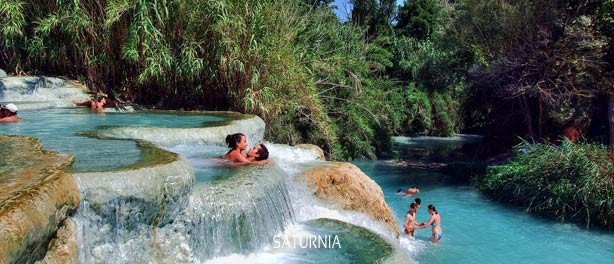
[73,152,194,227]
[0,135,79,264]
[294,144,326,161]
[96,114,266,147]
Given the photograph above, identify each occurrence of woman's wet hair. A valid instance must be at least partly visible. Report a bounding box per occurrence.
[225,133,245,149]
[255,144,269,161]
[428,204,438,214]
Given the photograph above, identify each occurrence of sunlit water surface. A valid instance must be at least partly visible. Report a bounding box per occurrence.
[355,136,614,264]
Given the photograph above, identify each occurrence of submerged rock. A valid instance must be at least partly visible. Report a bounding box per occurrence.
[0,135,79,263]
[298,162,400,238]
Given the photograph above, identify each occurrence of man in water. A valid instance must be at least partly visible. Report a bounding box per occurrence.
[0,103,22,123]
[221,133,273,166]
[246,144,270,162]
[403,202,418,237]
[398,186,420,196]
[414,197,421,217]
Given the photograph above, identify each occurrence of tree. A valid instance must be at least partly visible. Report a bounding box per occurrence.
[350,0,395,38]
[596,0,614,147]
[302,0,334,8]
[395,0,439,40]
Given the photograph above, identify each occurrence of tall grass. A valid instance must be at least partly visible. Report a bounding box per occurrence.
[475,140,614,229]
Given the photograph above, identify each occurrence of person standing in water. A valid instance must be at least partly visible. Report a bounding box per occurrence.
[413,198,421,222]
[223,133,272,165]
[414,198,421,210]
[403,202,418,237]
[417,204,443,243]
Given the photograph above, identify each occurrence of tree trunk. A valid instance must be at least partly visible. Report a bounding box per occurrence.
[521,96,534,138]
[609,94,614,147]
[538,97,543,138]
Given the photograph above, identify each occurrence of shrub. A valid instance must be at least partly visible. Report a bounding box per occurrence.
[475,140,614,229]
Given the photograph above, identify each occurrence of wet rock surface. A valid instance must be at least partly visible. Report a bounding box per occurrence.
[298,162,400,238]
[0,135,79,263]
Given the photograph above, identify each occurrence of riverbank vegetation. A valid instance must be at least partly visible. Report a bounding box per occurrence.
[1,0,612,160]
[475,140,614,229]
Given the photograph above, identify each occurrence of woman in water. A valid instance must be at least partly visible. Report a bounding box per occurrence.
[416,204,443,243]
[223,133,272,165]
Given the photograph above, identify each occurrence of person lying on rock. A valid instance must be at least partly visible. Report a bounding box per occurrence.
[0,103,22,123]
[73,96,107,112]
[223,133,273,165]
[73,96,119,112]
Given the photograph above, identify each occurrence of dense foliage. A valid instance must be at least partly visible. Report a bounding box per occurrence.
[475,140,614,229]
[458,0,613,142]
[1,0,612,160]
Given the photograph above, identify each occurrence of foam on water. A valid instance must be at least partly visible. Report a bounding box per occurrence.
[73,141,296,263]
[205,219,402,264]
[267,144,414,262]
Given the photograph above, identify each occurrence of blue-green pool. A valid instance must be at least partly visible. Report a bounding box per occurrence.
[355,137,614,264]
[0,108,225,171]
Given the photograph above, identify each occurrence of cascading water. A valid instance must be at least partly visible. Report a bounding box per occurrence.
[70,123,297,263]
[1,89,411,263]
[0,76,90,109]
[164,165,295,261]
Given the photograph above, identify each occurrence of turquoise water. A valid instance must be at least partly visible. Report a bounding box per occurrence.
[355,137,614,264]
[0,108,225,171]
[206,219,396,264]
[264,218,394,264]
[166,144,242,183]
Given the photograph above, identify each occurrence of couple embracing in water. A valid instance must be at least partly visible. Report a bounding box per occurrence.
[222,133,273,166]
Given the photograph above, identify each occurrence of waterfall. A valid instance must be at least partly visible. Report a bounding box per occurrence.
[266,144,411,259]
[70,115,297,263]
[73,155,294,263]
[0,76,89,109]
[168,166,294,260]
[73,155,195,263]
[1,86,409,263]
